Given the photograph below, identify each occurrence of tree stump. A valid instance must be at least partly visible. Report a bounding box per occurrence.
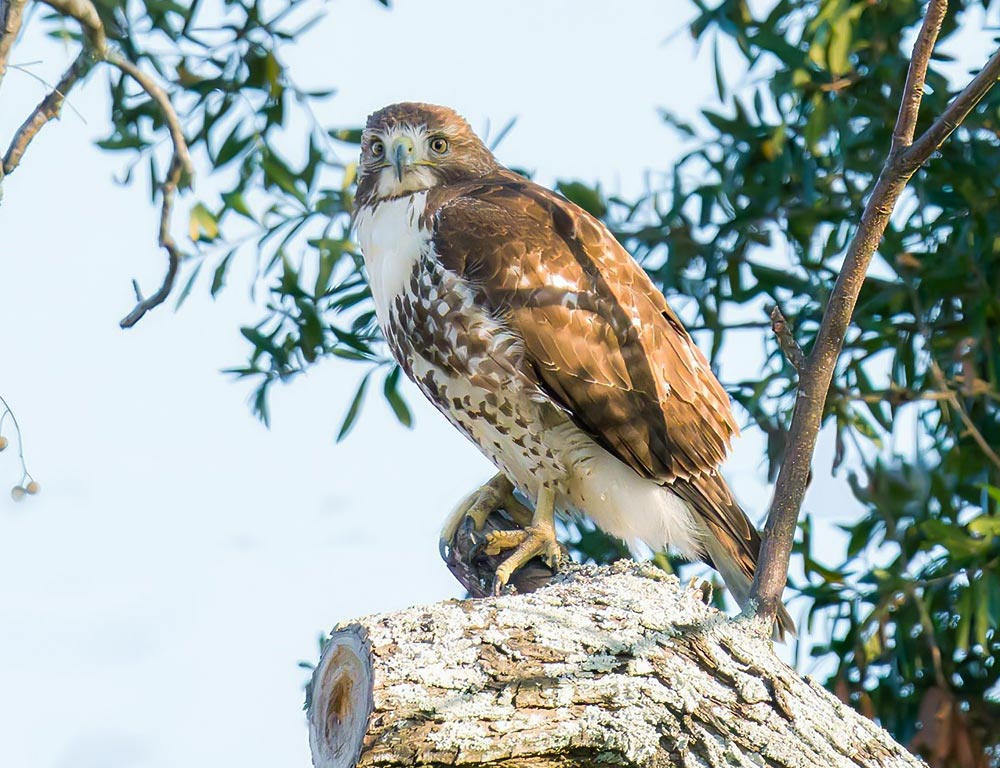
[307,561,920,767]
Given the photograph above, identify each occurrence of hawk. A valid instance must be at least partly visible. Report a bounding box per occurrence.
[354,103,794,639]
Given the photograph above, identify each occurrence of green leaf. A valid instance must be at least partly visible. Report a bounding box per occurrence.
[337,372,372,442]
[974,573,991,648]
[556,181,607,218]
[175,259,204,309]
[216,129,253,168]
[221,191,254,221]
[956,585,973,653]
[211,251,235,297]
[262,153,307,205]
[383,366,412,428]
[328,127,363,144]
[712,37,726,102]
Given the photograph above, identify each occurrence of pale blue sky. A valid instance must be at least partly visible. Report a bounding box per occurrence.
[2,0,960,765]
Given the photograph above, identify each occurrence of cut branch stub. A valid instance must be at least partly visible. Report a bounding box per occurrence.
[307,562,921,768]
[307,629,374,768]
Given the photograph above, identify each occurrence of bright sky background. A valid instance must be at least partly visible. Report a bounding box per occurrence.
[4,0,960,765]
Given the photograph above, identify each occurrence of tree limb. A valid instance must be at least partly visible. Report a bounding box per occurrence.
[889,0,947,155]
[750,0,1000,624]
[2,51,93,175]
[0,0,28,90]
[308,562,923,768]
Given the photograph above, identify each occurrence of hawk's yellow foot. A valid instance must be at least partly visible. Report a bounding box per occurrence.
[439,473,533,559]
[485,487,562,594]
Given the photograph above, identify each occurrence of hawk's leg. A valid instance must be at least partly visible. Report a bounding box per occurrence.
[485,486,562,594]
[439,473,533,558]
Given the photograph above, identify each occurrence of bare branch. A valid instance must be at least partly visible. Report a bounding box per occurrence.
[0,0,28,90]
[2,51,92,175]
[947,390,1000,472]
[117,159,183,328]
[769,305,805,374]
[890,0,947,154]
[750,0,1000,626]
[834,385,956,406]
[106,54,192,180]
[907,46,1000,163]
[36,0,106,56]
[1,0,100,186]
[108,54,193,328]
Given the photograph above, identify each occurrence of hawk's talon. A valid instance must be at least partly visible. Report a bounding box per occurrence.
[439,473,532,559]
[485,487,562,594]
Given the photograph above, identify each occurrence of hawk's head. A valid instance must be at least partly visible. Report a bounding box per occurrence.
[355,103,499,207]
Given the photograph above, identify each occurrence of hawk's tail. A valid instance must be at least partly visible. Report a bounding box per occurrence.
[672,475,796,643]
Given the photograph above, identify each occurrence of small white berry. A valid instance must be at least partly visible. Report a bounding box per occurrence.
[10,486,26,501]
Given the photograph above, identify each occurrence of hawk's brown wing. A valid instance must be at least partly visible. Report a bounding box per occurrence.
[430,178,742,519]
[429,177,801,638]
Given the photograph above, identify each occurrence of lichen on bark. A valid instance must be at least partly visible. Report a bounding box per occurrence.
[308,561,920,768]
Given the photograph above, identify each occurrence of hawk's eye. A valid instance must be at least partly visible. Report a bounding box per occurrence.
[370,140,385,158]
[429,137,449,155]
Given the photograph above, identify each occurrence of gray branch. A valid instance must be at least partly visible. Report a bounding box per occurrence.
[308,562,922,768]
[2,51,93,176]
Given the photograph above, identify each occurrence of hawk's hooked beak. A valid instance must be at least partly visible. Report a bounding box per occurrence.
[391,136,415,182]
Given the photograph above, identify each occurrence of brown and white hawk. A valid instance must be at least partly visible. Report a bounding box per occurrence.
[354,102,793,639]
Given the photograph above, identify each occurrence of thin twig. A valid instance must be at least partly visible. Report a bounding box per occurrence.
[749,0,1000,626]
[108,53,194,328]
[834,386,956,406]
[5,61,88,122]
[106,54,192,180]
[2,51,93,175]
[904,582,948,690]
[117,157,183,327]
[0,392,33,484]
[769,305,805,374]
[907,46,1000,163]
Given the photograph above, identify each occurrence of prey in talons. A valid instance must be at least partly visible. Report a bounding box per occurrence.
[439,472,534,561]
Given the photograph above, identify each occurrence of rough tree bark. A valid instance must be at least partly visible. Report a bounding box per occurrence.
[308,561,921,768]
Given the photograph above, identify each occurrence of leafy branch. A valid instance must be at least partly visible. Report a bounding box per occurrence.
[0,0,195,326]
